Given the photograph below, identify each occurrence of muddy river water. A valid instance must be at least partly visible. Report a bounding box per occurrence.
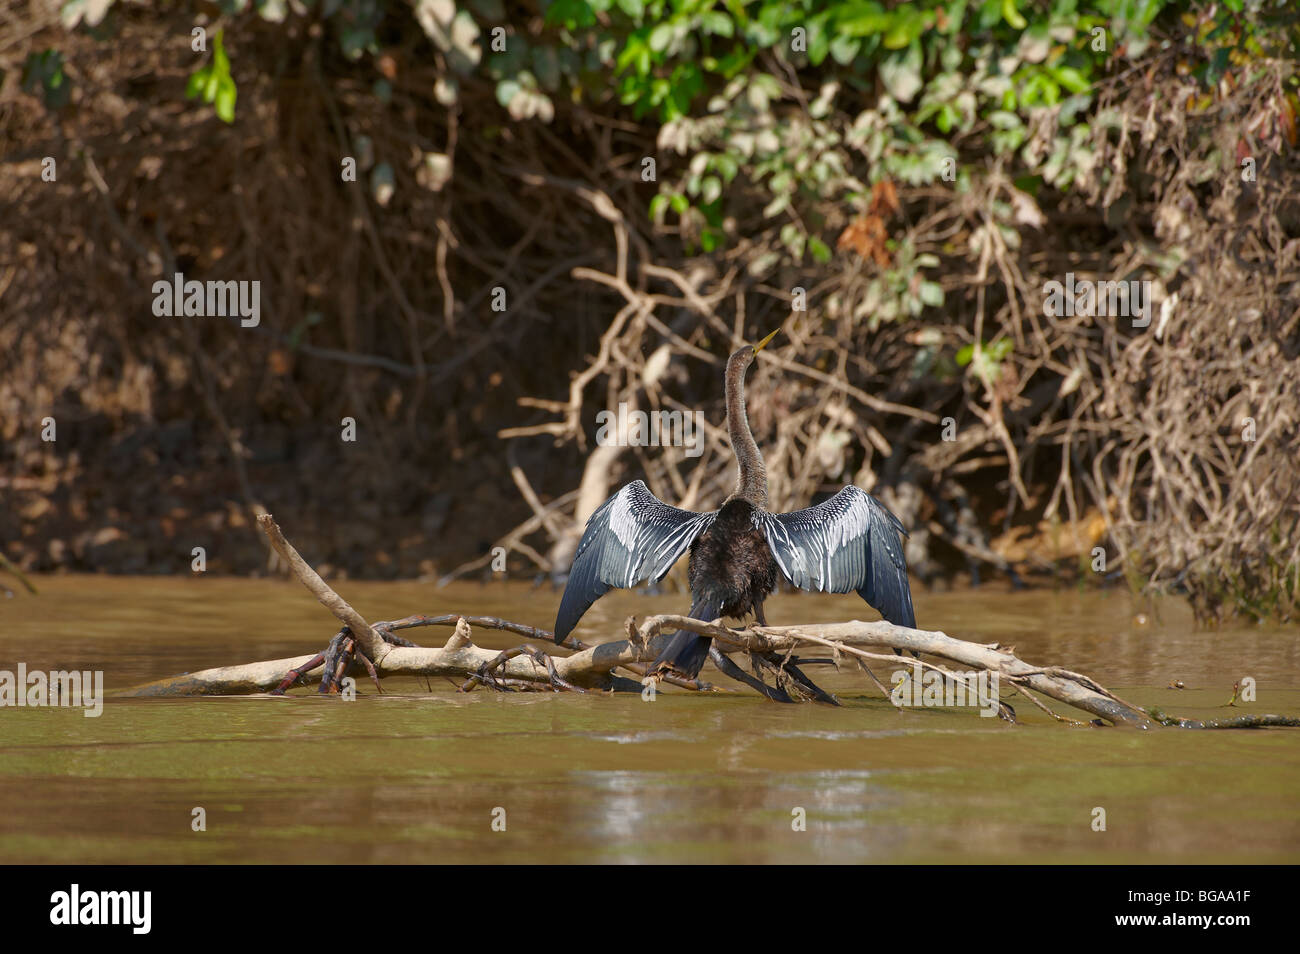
[2,575,1297,862]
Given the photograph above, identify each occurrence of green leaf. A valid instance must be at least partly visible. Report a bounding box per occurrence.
[762,193,790,218]
[807,21,830,65]
[839,3,891,37]
[879,42,923,103]
[940,0,967,35]
[780,223,805,258]
[495,78,520,108]
[1000,0,1027,30]
[713,154,739,183]
[648,22,674,53]
[1054,66,1090,94]
[1018,23,1051,63]
[214,32,230,75]
[883,10,922,49]
[976,0,1002,30]
[215,78,236,122]
[545,0,597,28]
[699,11,732,37]
[185,68,208,100]
[829,33,860,65]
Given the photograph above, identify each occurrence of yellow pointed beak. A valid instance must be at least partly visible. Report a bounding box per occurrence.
[754,328,780,353]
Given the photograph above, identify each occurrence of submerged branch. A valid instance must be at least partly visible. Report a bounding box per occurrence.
[118,516,1299,731]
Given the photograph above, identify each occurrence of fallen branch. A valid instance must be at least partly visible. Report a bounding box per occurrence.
[257,515,385,662]
[117,516,1300,731]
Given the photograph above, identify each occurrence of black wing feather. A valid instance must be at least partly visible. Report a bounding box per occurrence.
[552,480,715,642]
[757,485,916,628]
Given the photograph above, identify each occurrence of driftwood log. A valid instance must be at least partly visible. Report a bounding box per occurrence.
[119,515,1300,731]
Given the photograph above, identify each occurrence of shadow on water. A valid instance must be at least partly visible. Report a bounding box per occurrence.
[1,575,1297,862]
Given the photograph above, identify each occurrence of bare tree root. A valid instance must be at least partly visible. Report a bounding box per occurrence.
[115,516,1300,731]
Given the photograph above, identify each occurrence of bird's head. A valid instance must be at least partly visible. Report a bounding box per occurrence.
[729,328,780,371]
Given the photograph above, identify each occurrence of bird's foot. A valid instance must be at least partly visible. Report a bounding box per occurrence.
[646,658,685,682]
[705,647,796,703]
[459,644,588,694]
[748,651,839,706]
[781,663,839,705]
[639,658,724,694]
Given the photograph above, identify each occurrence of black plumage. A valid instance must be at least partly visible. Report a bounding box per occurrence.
[552,334,916,687]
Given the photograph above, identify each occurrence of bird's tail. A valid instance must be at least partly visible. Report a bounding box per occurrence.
[651,598,718,681]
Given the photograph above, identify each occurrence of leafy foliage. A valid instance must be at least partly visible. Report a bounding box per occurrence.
[49,0,1299,279]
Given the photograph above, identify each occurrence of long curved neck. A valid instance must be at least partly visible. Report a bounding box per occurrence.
[725,353,768,509]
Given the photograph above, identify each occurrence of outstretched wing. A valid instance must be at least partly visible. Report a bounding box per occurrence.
[756,485,915,628]
[553,480,716,642]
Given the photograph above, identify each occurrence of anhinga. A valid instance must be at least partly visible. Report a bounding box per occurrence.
[553,331,916,694]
